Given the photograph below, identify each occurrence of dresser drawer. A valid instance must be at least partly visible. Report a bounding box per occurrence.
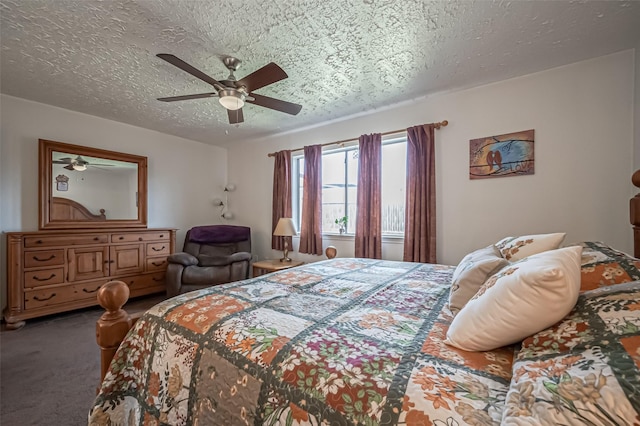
[24,267,65,288]
[120,272,166,292]
[24,280,103,310]
[146,242,170,256]
[112,232,170,243]
[24,234,108,248]
[23,249,65,267]
[146,257,168,272]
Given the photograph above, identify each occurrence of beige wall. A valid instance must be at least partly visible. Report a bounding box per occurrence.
[0,95,229,309]
[227,50,636,265]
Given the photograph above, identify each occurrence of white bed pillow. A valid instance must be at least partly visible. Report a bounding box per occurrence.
[444,245,582,351]
[448,245,508,314]
[495,232,566,261]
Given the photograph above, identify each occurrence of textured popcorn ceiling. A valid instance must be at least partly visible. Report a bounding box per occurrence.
[2,0,640,147]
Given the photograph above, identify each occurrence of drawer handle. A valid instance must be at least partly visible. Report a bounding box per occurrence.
[139,237,143,241]
[33,273,56,282]
[82,287,99,294]
[33,293,56,301]
[36,240,43,245]
[152,246,166,252]
[33,254,56,262]
[94,237,100,241]
[119,236,124,240]
[160,234,164,238]
[152,276,164,282]
[152,261,166,266]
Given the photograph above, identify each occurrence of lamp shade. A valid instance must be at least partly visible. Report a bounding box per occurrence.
[273,218,297,237]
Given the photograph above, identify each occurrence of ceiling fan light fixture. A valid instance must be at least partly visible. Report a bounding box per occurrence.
[218,89,245,111]
[72,164,87,171]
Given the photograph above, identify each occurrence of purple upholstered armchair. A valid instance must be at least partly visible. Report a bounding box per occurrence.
[166,225,252,297]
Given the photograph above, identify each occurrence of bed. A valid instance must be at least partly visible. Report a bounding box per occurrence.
[89,175,640,425]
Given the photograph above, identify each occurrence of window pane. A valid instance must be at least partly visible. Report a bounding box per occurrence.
[381,142,406,234]
[321,151,347,233]
[346,149,358,233]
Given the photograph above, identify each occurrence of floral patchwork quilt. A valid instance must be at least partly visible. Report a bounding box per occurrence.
[503,280,640,425]
[89,258,516,425]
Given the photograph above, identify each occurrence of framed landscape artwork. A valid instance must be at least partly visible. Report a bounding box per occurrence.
[469,129,535,179]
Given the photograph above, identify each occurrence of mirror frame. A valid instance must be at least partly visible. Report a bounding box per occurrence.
[39,139,148,229]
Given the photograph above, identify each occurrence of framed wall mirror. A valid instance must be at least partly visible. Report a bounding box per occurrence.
[39,139,148,229]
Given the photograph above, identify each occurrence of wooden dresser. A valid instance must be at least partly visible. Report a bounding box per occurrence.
[4,228,176,329]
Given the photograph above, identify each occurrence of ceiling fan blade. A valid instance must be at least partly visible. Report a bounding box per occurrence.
[63,164,74,171]
[236,62,287,92]
[158,92,218,102]
[246,93,302,115]
[53,157,73,164]
[156,54,223,89]
[227,108,244,124]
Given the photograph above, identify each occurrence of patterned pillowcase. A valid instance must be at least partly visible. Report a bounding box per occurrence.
[577,241,640,292]
[495,232,566,261]
[448,245,508,314]
[502,281,640,425]
[445,246,582,352]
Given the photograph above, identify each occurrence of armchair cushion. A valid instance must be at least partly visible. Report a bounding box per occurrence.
[168,252,199,266]
[197,252,252,267]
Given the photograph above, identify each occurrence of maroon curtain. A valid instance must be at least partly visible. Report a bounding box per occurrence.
[404,124,437,263]
[355,133,382,259]
[271,150,292,250]
[299,145,323,255]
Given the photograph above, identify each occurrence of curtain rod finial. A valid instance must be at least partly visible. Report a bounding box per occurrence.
[435,120,448,129]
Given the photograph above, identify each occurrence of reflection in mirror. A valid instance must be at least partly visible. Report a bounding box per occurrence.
[39,139,148,229]
[52,152,139,220]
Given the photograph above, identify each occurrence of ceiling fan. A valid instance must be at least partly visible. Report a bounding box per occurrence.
[53,156,114,171]
[156,53,302,124]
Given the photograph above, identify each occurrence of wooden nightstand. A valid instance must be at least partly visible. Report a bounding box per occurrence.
[252,259,304,277]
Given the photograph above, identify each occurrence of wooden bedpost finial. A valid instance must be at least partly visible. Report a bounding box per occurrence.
[96,281,133,386]
[97,280,130,321]
[632,170,640,188]
[325,246,337,259]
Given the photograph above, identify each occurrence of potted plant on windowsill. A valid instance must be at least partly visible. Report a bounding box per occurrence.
[334,216,348,234]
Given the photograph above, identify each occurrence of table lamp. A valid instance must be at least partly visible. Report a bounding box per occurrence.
[273,218,297,262]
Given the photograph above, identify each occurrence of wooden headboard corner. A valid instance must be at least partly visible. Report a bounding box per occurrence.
[51,197,106,221]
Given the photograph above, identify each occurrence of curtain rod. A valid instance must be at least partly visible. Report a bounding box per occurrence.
[267,120,449,157]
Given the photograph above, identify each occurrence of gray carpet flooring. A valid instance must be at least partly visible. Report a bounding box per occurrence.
[0,295,165,426]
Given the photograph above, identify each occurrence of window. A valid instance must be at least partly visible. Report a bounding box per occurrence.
[293,135,407,236]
